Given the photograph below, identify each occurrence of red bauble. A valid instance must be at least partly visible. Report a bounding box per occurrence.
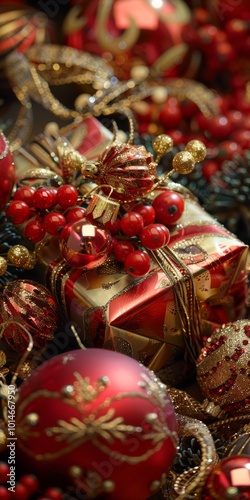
[0,133,15,211]
[43,212,66,235]
[0,280,59,353]
[24,218,46,242]
[15,349,178,500]
[13,186,36,207]
[202,456,250,499]
[152,190,185,226]
[98,143,157,202]
[59,218,112,269]
[33,188,56,210]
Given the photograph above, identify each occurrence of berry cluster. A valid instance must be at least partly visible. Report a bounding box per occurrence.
[107,189,185,278]
[5,185,86,243]
[0,460,63,499]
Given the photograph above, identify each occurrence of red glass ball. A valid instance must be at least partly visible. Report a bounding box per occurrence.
[124,250,151,277]
[59,218,112,269]
[152,190,185,226]
[43,212,66,235]
[13,186,36,207]
[24,218,46,242]
[6,200,30,225]
[159,97,183,129]
[140,223,170,250]
[15,349,178,500]
[133,203,156,226]
[33,188,56,210]
[0,133,15,212]
[120,212,144,237]
[113,240,135,262]
[203,456,250,499]
[56,185,78,208]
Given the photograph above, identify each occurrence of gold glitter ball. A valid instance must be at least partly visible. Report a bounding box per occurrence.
[7,245,31,267]
[172,151,195,174]
[0,257,7,276]
[152,134,173,156]
[185,140,206,163]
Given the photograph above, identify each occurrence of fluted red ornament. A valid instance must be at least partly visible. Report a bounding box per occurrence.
[97,143,157,202]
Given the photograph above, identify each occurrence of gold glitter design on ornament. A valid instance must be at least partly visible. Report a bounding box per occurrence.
[16,369,178,463]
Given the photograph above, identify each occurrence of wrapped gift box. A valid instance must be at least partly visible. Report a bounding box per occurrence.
[39,189,248,385]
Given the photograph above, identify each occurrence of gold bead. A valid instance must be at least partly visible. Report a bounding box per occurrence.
[172,151,195,174]
[0,257,7,276]
[7,245,31,267]
[185,139,206,162]
[152,135,174,157]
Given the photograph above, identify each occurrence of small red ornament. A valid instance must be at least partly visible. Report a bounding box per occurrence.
[24,218,46,243]
[113,240,135,262]
[0,133,15,212]
[59,218,112,269]
[15,349,178,500]
[202,456,250,499]
[133,203,156,226]
[55,185,78,208]
[43,212,66,235]
[98,143,157,202]
[6,201,30,225]
[32,188,56,210]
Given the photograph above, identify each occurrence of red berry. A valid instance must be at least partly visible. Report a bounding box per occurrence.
[219,141,242,160]
[13,186,36,207]
[159,97,183,129]
[0,486,11,500]
[133,203,156,226]
[113,240,135,262]
[202,160,220,181]
[24,219,46,242]
[43,212,66,235]
[120,212,144,236]
[0,462,10,484]
[104,218,121,236]
[226,110,244,129]
[44,487,63,499]
[140,223,170,250]
[152,191,185,226]
[65,206,86,223]
[20,474,39,494]
[6,200,30,225]
[56,185,78,208]
[33,188,56,210]
[231,129,250,150]
[206,115,233,140]
[10,482,29,499]
[124,250,151,277]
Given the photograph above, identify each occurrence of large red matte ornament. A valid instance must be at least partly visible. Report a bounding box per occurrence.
[0,133,15,211]
[15,349,178,500]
